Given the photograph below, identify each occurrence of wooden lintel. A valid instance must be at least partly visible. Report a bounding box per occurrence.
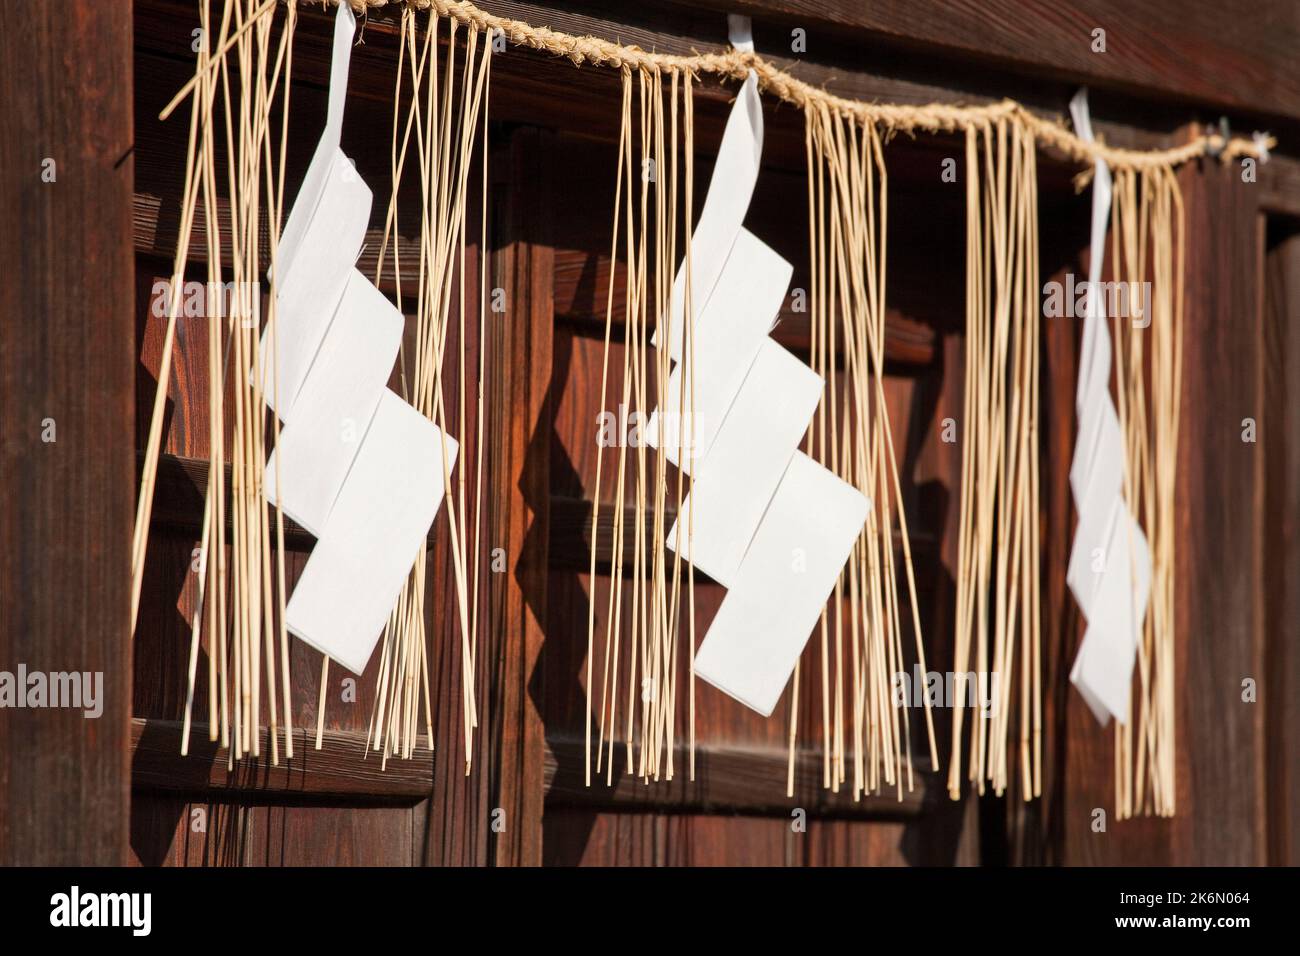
[543,734,941,818]
[130,717,433,802]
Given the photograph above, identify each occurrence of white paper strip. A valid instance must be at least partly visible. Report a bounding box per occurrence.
[647,228,791,465]
[1066,88,1151,724]
[1065,399,1124,608]
[693,451,870,717]
[266,1,458,677]
[726,14,754,53]
[640,29,868,716]
[264,268,403,536]
[275,0,356,272]
[1069,502,1151,721]
[656,72,764,362]
[260,1,372,422]
[285,390,457,675]
[665,338,822,587]
[262,151,372,421]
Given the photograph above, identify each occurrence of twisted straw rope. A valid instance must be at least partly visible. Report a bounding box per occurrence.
[322,0,1274,171]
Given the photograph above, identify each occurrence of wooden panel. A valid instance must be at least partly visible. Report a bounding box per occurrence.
[1171,153,1267,866]
[356,0,1290,159]
[544,735,938,817]
[546,811,975,866]
[482,126,554,866]
[0,0,134,866]
[136,0,1211,193]
[129,794,415,867]
[543,810,663,866]
[145,452,442,551]
[666,815,790,866]
[1260,154,1300,218]
[1261,218,1300,865]
[131,718,433,800]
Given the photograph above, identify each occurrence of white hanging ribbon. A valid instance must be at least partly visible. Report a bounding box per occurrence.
[726,14,754,53]
[1066,89,1152,725]
[658,16,870,717]
[266,1,454,674]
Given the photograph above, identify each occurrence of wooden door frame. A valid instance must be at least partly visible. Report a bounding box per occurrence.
[0,0,135,866]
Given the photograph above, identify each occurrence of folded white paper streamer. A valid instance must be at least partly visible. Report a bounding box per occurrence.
[667,338,822,588]
[646,229,791,465]
[655,72,763,362]
[1066,89,1152,724]
[647,26,868,715]
[266,2,455,674]
[694,452,870,717]
[264,268,403,536]
[275,0,355,271]
[285,391,456,675]
[726,14,754,54]
[261,3,372,421]
[265,154,372,420]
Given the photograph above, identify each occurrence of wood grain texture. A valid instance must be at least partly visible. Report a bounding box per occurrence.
[135,0,1210,178]
[129,794,416,866]
[544,734,938,818]
[1261,218,1300,866]
[0,0,134,866]
[483,126,553,866]
[1172,153,1267,866]
[131,718,433,800]
[1260,154,1300,218]
[540,176,957,866]
[683,0,1300,127]
[145,451,441,551]
[413,197,494,868]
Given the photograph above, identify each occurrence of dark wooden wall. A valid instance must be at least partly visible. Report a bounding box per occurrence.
[1261,215,1300,867]
[0,0,135,866]
[3,0,1295,867]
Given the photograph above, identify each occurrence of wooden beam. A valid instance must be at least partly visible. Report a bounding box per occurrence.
[135,0,1228,176]
[552,248,938,366]
[543,735,940,818]
[133,195,939,368]
[0,0,134,866]
[149,452,314,549]
[418,0,1298,146]
[130,718,432,801]
[132,190,424,297]
[642,0,1300,129]
[548,494,939,587]
[147,452,443,551]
